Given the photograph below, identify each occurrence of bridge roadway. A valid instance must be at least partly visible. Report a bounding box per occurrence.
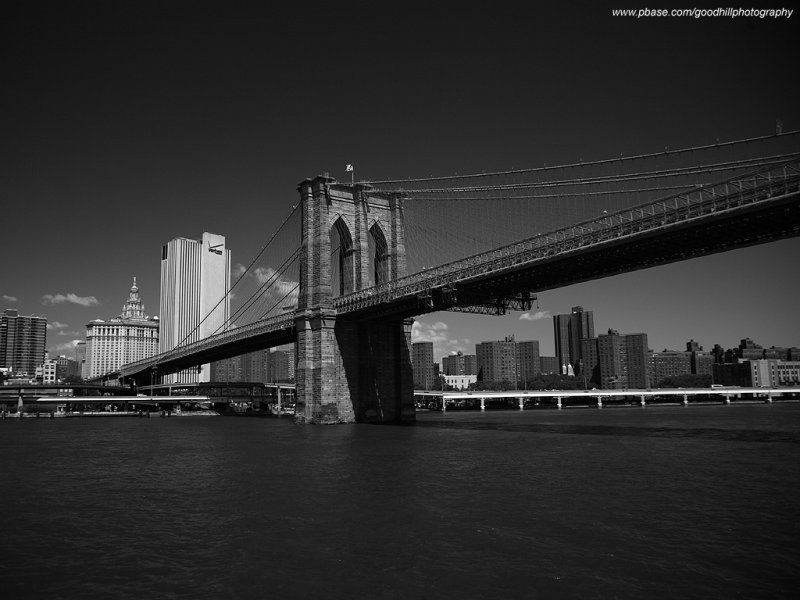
[117,159,800,382]
[414,386,800,410]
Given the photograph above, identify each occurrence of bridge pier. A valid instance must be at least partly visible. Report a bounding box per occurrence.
[556,397,562,409]
[596,395,603,409]
[294,310,415,424]
[480,398,485,411]
[640,394,646,407]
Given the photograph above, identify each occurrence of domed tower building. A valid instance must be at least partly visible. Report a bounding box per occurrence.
[83,278,160,379]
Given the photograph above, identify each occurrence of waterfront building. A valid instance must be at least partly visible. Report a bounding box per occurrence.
[209,349,273,383]
[712,361,752,386]
[211,356,242,382]
[749,359,800,387]
[241,349,268,383]
[75,341,86,377]
[266,346,295,382]
[83,278,160,379]
[42,359,57,383]
[54,355,81,380]
[626,334,649,388]
[686,339,701,352]
[444,374,477,390]
[759,346,799,360]
[647,350,692,386]
[553,306,594,375]
[597,330,627,389]
[0,308,47,377]
[159,232,231,383]
[736,338,765,361]
[516,340,541,385]
[596,329,649,389]
[441,351,477,376]
[691,352,714,376]
[411,342,436,390]
[476,336,518,385]
[553,313,570,374]
[580,338,600,385]
[539,356,559,375]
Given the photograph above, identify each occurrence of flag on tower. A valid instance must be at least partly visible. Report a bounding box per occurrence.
[345,164,354,172]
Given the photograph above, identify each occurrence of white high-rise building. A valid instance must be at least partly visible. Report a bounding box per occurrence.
[83,278,160,379]
[159,232,231,383]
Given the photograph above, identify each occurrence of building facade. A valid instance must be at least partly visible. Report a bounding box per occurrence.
[685,341,714,376]
[241,349,268,383]
[441,351,477,376]
[42,359,58,383]
[84,278,160,379]
[411,342,435,390]
[553,306,594,375]
[647,350,692,386]
[749,359,800,387]
[539,356,559,375]
[0,308,47,377]
[159,233,231,383]
[596,329,649,389]
[516,340,541,384]
[266,346,296,383]
[476,336,518,385]
[444,374,477,390]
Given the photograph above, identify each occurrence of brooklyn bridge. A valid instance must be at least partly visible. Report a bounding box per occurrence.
[113,132,800,424]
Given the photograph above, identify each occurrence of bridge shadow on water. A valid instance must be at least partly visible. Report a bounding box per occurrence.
[413,418,800,444]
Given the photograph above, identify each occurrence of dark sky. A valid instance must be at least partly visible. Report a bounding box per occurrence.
[2,1,798,359]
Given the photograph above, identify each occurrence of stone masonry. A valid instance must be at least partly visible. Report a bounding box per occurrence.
[294,175,415,424]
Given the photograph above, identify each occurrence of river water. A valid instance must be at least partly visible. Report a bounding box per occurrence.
[1,404,798,599]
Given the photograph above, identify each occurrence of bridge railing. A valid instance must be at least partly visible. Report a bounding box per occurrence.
[334,160,800,313]
[119,313,296,377]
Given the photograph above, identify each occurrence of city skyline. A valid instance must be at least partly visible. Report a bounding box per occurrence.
[2,3,798,362]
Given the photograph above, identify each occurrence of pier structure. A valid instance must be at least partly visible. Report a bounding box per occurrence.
[419,386,800,412]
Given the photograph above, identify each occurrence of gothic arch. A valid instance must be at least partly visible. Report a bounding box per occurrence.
[330,217,354,297]
[368,221,389,287]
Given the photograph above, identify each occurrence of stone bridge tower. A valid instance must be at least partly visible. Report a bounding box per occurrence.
[294,175,415,424]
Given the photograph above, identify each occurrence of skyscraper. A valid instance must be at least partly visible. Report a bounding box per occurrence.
[553,306,594,375]
[0,309,47,376]
[83,278,159,379]
[553,313,570,374]
[159,232,231,383]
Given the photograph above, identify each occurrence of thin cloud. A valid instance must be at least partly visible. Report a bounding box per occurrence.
[519,310,551,321]
[41,293,99,307]
[47,321,69,330]
[232,263,248,279]
[412,319,466,363]
[2,295,17,303]
[50,339,82,353]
